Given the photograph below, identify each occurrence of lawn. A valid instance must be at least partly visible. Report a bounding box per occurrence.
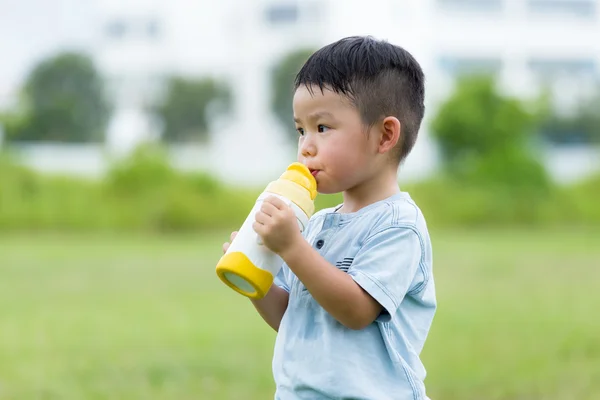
[0,229,598,399]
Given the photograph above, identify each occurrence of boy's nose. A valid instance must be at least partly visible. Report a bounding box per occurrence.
[300,138,316,158]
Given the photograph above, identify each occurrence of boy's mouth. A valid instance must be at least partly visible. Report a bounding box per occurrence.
[309,169,320,177]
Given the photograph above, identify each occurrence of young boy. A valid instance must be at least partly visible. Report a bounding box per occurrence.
[223,36,436,400]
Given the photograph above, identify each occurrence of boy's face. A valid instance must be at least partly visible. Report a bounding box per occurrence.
[293,85,381,194]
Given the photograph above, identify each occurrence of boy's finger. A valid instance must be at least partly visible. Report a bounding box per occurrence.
[252,221,264,236]
[260,201,278,216]
[265,195,288,210]
[255,211,269,225]
[230,231,238,241]
[222,242,230,253]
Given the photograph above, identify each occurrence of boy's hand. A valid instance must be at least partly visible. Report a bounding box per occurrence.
[222,231,237,254]
[253,195,302,256]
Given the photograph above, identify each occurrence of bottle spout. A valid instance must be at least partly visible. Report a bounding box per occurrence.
[281,162,317,200]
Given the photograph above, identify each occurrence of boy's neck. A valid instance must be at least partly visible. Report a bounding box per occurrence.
[338,168,401,214]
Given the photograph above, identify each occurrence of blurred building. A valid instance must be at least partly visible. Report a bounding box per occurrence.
[0,0,599,184]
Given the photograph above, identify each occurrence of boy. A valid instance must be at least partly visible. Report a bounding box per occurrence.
[223,36,436,399]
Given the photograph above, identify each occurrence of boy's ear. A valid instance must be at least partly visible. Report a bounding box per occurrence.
[377,116,401,154]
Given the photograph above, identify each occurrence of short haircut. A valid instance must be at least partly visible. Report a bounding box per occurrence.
[295,36,425,161]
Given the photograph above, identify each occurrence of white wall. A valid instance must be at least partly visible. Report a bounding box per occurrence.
[1,0,599,184]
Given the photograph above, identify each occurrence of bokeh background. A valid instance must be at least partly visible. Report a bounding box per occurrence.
[1,0,599,399]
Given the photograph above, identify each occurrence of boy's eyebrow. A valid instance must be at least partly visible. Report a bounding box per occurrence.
[294,111,335,123]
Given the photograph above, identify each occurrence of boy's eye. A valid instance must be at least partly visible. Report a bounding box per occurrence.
[296,127,305,136]
[317,124,329,133]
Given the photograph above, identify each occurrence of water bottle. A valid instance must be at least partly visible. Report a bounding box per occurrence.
[216,162,317,299]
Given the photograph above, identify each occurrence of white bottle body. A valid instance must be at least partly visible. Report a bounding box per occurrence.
[224,192,310,289]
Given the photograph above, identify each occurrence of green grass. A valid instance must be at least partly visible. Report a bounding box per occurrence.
[1,229,599,399]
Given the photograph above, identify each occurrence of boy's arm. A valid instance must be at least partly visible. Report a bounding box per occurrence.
[250,286,289,332]
[281,240,381,330]
[253,196,423,331]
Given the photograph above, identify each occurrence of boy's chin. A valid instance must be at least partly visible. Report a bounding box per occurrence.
[315,185,338,196]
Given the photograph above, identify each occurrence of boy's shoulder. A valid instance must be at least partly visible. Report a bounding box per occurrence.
[309,192,427,236]
[364,192,425,230]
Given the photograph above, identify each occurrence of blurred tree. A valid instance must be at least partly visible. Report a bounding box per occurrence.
[270,48,315,143]
[0,101,29,143]
[153,76,231,143]
[3,52,110,143]
[431,75,537,165]
[105,142,175,196]
[431,75,550,189]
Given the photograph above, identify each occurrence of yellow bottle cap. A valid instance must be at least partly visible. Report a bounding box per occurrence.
[265,162,317,217]
[280,162,317,200]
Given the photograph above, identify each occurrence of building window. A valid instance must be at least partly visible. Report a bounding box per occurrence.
[528,0,596,17]
[528,58,597,78]
[146,19,161,38]
[105,20,127,39]
[265,3,299,25]
[436,0,503,12]
[105,18,161,40]
[439,56,503,76]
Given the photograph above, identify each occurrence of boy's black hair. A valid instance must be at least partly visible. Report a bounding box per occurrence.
[294,36,425,162]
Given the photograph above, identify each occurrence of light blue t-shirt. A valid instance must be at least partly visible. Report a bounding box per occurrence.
[273,192,436,400]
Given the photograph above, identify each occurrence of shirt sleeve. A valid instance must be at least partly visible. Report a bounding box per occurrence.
[273,263,291,293]
[347,226,422,322]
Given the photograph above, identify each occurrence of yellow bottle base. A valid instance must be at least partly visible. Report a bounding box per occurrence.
[216,252,274,299]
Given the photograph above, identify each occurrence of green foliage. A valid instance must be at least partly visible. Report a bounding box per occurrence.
[153,76,231,143]
[566,173,600,224]
[448,147,552,193]
[103,144,257,232]
[405,170,600,228]
[0,152,107,230]
[0,145,598,232]
[0,146,258,232]
[431,75,538,165]
[430,74,553,198]
[0,93,30,140]
[270,48,315,142]
[106,144,177,196]
[3,52,110,143]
